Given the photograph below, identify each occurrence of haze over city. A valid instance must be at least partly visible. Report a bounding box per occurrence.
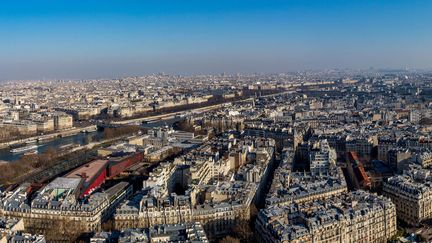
[1,0,432,80]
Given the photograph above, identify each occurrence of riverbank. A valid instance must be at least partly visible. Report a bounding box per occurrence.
[0,129,104,161]
[0,132,136,186]
[0,125,98,149]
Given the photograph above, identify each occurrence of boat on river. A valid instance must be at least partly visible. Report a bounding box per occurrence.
[24,150,38,156]
[10,145,39,153]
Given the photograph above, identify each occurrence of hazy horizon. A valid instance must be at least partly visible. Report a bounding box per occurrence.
[1,0,432,81]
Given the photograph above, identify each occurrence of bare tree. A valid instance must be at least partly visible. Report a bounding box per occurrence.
[219,236,240,243]
[40,218,86,242]
[232,220,254,242]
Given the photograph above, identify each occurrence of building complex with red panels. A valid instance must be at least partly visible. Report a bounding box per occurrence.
[59,151,143,198]
[107,152,144,178]
[65,159,108,197]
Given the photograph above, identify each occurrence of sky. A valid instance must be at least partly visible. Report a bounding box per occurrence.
[0,0,431,80]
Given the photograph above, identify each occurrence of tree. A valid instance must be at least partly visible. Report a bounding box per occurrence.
[23,217,87,242]
[101,218,115,232]
[42,218,86,241]
[232,220,254,242]
[103,125,141,139]
[219,236,240,243]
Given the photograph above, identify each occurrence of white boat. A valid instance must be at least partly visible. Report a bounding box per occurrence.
[37,136,54,142]
[10,145,39,153]
[24,150,38,156]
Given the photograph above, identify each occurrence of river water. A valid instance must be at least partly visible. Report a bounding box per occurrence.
[0,131,106,162]
[0,117,182,162]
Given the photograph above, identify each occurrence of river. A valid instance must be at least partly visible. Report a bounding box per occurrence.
[0,117,182,162]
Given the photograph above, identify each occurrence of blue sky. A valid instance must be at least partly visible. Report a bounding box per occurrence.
[0,0,431,80]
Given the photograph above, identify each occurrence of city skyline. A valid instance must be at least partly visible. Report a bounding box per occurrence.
[2,1,432,242]
[1,0,432,80]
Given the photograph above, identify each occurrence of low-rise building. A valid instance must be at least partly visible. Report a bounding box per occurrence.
[256,191,396,243]
[0,181,132,241]
[383,164,432,226]
[115,136,275,240]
